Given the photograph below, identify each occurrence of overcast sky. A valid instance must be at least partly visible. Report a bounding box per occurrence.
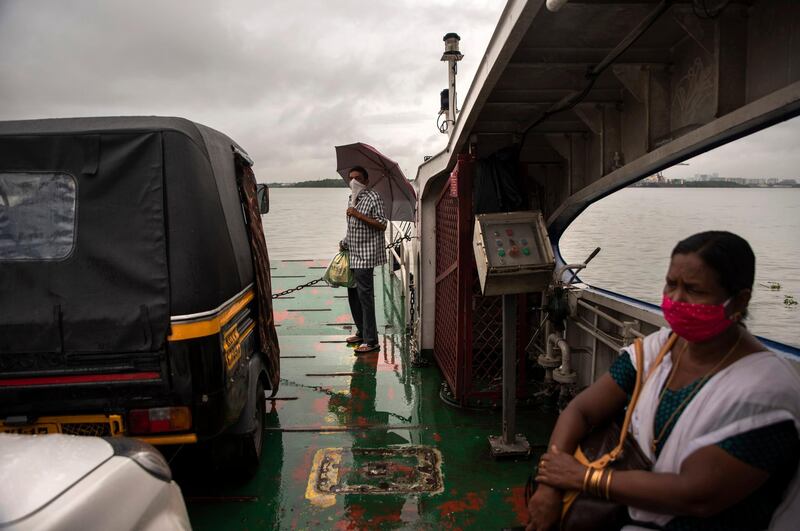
[0,0,505,183]
[1,1,797,183]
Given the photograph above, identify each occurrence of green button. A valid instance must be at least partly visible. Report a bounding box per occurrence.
[498,249,506,257]
[522,247,530,255]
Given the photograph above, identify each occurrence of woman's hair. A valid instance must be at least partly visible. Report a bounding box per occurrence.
[350,165,369,181]
[671,231,755,297]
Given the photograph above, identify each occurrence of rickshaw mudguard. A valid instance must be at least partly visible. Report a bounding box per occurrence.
[227,351,269,435]
[167,287,260,438]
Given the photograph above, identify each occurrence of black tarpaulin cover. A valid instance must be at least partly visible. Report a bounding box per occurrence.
[0,129,169,354]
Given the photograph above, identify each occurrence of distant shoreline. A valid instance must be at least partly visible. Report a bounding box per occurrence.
[266,178,346,188]
[260,179,800,189]
[632,182,799,188]
[265,181,800,189]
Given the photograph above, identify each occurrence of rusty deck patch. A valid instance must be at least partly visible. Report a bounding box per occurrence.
[307,446,443,502]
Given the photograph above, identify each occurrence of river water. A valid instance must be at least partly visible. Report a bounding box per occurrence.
[263,187,800,347]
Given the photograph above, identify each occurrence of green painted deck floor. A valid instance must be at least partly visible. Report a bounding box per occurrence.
[179,260,557,530]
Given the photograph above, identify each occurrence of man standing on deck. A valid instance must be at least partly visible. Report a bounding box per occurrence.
[340,165,387,354]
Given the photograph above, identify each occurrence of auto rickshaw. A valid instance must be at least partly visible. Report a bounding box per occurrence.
[0,116,279,475]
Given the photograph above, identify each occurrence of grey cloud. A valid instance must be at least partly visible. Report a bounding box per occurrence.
[0,0,502,182]
[6,1,792,183]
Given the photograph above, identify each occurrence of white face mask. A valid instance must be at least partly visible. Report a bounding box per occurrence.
[349,178,365,193]
[349,179,366,207]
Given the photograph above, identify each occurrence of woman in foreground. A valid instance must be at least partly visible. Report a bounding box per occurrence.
[527,231,800,531]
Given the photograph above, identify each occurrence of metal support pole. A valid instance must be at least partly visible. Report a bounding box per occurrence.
[448,60,457,135]
[489,294,531,458]
[502,294,517,444]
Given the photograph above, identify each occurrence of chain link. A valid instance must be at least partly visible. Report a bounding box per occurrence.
[386,233,412,249]
[406,282,428,367]
[407,283,416,331]
[271,234,413,299]
[271,277,325,299]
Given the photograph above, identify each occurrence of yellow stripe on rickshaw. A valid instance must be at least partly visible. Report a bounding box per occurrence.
[168,290,254,341]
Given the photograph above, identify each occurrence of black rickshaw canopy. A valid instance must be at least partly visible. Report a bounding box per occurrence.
[0,116,255,356]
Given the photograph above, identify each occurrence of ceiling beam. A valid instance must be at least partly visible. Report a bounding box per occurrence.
[511,46,672,64]
[506,61,669,70]
[473,119,590,135]
[489,88,622,104]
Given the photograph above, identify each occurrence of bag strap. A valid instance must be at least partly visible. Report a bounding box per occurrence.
[593,333,678,467]
[646,333,678,381]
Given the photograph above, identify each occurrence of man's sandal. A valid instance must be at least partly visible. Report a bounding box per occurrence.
[354,343,380,354]
[345,335,362,344]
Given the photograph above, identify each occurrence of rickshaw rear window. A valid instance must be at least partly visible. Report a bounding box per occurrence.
[0,172,77,261]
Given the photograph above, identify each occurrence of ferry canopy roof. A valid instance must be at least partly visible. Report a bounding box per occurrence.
[417,0,800,237]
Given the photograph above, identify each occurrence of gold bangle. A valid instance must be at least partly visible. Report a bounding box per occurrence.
[590,468,604,497]
[582,466,592,492]
[604,469,614,500]
[597,469,607,497]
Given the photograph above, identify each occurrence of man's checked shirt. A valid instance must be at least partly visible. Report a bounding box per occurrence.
[345,189,387,269]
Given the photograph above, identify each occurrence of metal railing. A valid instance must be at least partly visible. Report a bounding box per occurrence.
[385,221,416,326]
[567,293,650,383]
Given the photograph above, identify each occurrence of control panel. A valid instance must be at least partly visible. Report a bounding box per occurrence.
[473,211,555,296]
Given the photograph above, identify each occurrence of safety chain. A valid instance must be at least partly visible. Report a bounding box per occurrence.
[387,233,412,249]
[407,282,416,332]
[271,277,325,299]
[271,234,413,299]
[406,282,428,367]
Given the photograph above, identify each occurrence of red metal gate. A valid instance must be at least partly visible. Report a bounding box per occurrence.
[434,155,528,407]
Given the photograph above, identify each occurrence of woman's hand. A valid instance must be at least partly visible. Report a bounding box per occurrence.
[525,484,563,531]
[536,445,586,491]
[346,207,358,218]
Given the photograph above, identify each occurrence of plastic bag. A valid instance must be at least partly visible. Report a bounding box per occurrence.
[323,251,355,288]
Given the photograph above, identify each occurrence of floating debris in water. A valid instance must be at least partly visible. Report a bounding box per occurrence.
[784,295,797,307]
[759,281,782,290]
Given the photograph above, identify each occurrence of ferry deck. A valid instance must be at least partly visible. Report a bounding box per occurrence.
[179,259,555,530]
[176,1,800,527]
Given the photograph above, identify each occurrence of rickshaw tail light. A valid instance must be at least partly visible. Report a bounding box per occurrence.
[128,407,192,434]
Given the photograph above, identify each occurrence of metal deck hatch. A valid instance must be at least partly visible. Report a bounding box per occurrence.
[307,446,443,502]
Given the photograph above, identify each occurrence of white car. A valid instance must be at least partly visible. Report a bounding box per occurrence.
[0,434,191,530]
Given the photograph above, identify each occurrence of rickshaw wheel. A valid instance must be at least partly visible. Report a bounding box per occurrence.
[235,378,265,478]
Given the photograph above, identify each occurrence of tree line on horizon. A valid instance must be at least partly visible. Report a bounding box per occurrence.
[266,178,346,188]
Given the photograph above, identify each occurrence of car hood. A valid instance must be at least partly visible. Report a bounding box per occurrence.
[0,434,113,525]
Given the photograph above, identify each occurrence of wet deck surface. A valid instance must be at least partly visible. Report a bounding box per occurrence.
[177,260,557,530]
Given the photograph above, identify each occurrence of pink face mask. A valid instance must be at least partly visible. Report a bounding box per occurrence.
[661,294,735,342]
